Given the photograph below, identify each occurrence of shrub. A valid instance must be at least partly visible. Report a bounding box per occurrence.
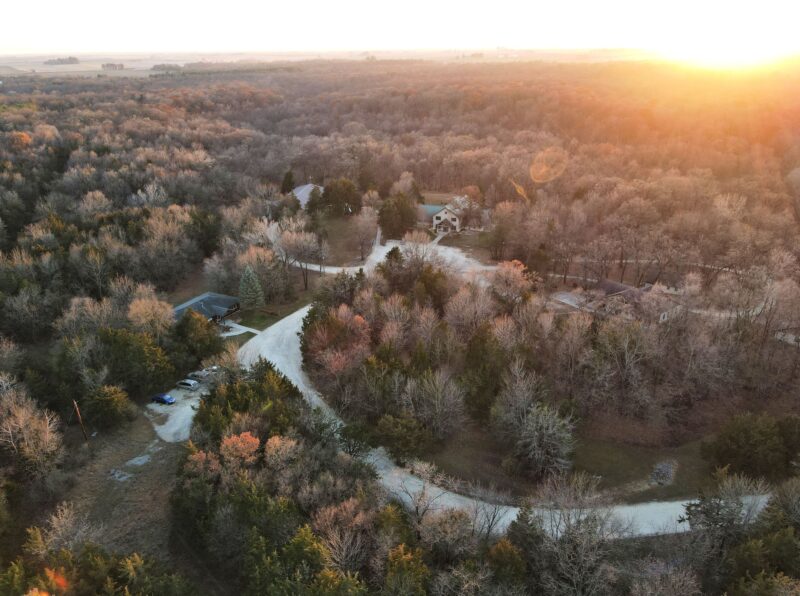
[728,572,800,596]
[384,544,430,596]
[84,384,135,427]
[376,415,432,463]
[338,422,373,458]
[487,538,526,585]
[703,414,800,480]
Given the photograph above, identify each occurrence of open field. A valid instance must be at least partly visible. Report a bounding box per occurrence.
[430,423,539,497]
[573,438,711,503]
[311,215,374,266]
[58,407,229,593]
[432,423,710,503]
[421,190,456,205]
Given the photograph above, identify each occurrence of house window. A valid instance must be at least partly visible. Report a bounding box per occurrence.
[451,218,457,223]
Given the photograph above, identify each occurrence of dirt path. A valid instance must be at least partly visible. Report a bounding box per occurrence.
[63,410,230,593]
[65,413,182,557]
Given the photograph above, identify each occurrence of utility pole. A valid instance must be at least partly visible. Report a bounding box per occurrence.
[72,400,89,443]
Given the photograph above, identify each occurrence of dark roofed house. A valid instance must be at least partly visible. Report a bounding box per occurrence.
[173,292,240,322]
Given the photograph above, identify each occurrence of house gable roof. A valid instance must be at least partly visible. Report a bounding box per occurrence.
[173,292,240,320]
[432,206,458,219]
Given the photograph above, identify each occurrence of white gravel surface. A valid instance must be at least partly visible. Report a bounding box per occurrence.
[295,229,495,279]
[145,387,207,443]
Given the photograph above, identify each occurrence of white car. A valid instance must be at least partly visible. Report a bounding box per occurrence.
[187,370,209,382]
[176,379,200,392]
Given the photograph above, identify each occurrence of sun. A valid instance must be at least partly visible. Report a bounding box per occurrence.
[657,42,796,69]
[641,2,800,70]
[654,30,800,69]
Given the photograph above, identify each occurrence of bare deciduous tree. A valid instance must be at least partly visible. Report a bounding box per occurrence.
[0,376,63,477]
[127,297,174,339]
[404,369,465,440]
[491,260,534,312]
[444,283,495,341]
[283,230,325,289]
[25,501,103,558]
[313,498,376,572]
[419,508,476,564]
[354,206,378,261]
[532,473,625,596]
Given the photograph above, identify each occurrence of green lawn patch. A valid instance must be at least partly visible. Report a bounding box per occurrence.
[431,424,711,503]
[573,437,711,503]
[235,270,323,331]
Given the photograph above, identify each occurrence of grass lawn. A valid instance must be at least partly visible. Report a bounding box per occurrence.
[314,215,374,266]
[438,231,494,265]
[573,437,711,503]
[431,422,540,497]
[235,269,323,331]
[432,422,710,503]
[421,190,455,205]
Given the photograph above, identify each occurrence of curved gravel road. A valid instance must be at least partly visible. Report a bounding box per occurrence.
[237,305,758,536]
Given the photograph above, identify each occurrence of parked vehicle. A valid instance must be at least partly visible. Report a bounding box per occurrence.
[187,370,209,382]
[151,393,176,405]
[176,379,200,391]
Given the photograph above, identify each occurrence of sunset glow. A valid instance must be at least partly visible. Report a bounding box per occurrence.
[649,8,800,69]
[656,44,796,70]
[2,0,799,70]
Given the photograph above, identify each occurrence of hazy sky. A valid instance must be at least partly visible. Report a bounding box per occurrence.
[4,0,800,66]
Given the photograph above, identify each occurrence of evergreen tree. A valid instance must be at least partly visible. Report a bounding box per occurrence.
[167,309,225,372]
[239,265,266,309]
[384,545,430,596]
[378,194,417,238]
[98,327,175,396]
[306,186,323,213]
[85,384,135,427]
[281,170,295,194]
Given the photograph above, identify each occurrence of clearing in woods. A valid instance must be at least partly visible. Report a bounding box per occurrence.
[63,411,228,593]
